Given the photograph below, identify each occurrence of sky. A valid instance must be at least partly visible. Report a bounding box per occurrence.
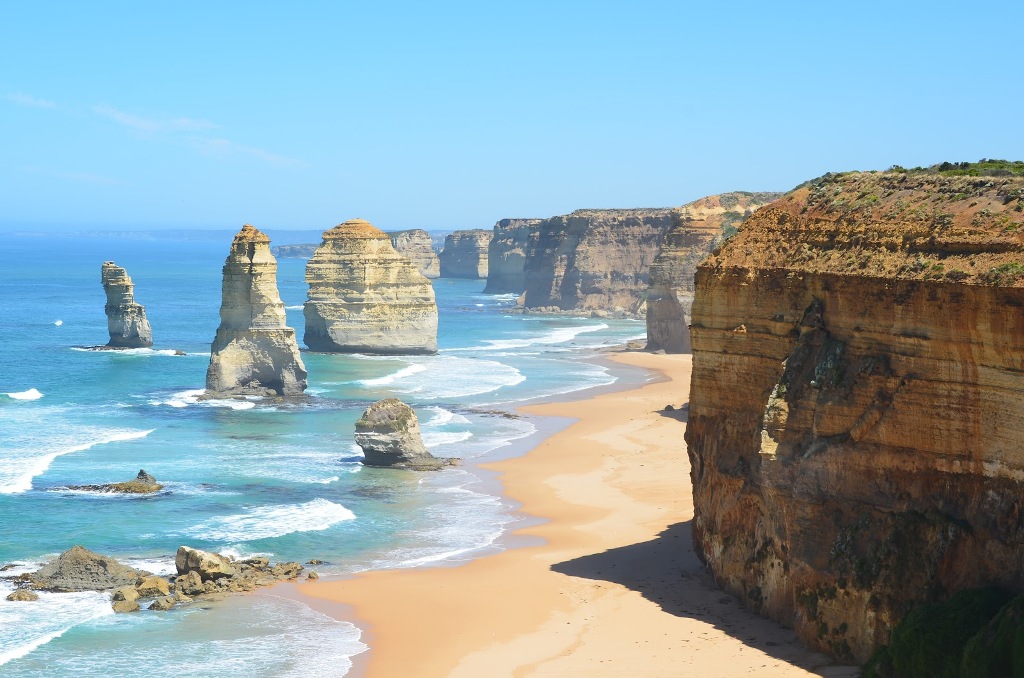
[2,1,1022,232]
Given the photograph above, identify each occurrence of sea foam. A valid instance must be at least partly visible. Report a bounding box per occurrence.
[354,355,525,399]
[0,588,113,668]
[4,389,43,401]
[186,498,356,543]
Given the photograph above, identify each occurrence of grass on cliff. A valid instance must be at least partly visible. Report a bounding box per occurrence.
[890,159,1024,177]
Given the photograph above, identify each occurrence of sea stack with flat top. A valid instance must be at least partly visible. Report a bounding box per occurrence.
[205,224,307,397]
[303,219,438,354]
[101,262,153,348]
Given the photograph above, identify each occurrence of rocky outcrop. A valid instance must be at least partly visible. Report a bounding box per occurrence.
[205,225,307,397]
[439,229,491,278]
[646,192,782,352]
[304,219,438,354]
[483,218,543,294]
[101,262,153,348]
[355,398,454,470]
[66,469,162,494]
[175,546,235,581]
[388,229,440,278]
[5,589,38,601]
[686,167,1024,662]
[31,545,148,592]
[521,208,676,314]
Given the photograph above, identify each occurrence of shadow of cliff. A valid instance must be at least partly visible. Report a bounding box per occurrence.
[656,403,689,422]
[551,521,857,676]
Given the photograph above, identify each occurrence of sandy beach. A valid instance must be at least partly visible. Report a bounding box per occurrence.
[293,351,857,677]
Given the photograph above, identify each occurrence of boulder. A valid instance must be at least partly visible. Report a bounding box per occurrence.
[174,546,235,581]
[31,545,147,592]
[148,596,176,611]
[5,589,38,602]
[135,575,171,598]
[173,570,205,597]
[111,586,139,603]
[354,398,454,470]
[112,599,140,613]
[101,262,153,348]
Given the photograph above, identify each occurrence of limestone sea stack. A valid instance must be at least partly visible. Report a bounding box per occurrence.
[483,218,543,294]
[388,229,440,278]
[101,262,153,348]
[304,219,438,354]
[205,225,307,397]
[354,398,453,470]
[686,165,1024,662]
[439,229,491,278]
[645,192,782,352]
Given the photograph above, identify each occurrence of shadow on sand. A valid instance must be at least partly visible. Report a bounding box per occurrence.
[551,521,860,677]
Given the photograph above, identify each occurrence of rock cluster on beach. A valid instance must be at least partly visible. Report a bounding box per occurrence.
[483,218,543,294]
[645,192,781,352]
[388,229,440,278]
[66,469,163,494]
[205,224,307,397]
[304,219,438,354]
[101,261,153,348]
[439,229,492,279]
[686,167,1024,661]
[355,398,455,470]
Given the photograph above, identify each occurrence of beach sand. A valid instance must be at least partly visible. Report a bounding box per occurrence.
[293,351,859,677]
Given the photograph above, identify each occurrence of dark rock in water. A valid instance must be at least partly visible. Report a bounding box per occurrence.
[307,571,320,580]
[354,398,457,470]
[31,545,148,592]
[112,599,140,613]
[148,596,176,611]
[66,469,163,494]
[5,589,38,602]
[101,261,153,348]
[175,546,235,581]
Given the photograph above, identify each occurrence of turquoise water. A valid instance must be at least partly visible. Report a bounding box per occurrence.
[0,232,647,674]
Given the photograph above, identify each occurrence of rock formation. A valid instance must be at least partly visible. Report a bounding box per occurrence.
[270,243,318,258]
[101,262,153,348]
[646,192,782,352]
[354,398,454,470]
[483,218,543,294]
[303,219,438,354]
[521,208,676,315]
[175,545,236,581]
[66,469,162,494]
[439,229,491,278]
[388,229,440,278]
[685,165,1024,662]
[31,545,148,592]
[205,225,307,397]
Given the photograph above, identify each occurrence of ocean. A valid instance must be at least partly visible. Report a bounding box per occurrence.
[0,231,649,675]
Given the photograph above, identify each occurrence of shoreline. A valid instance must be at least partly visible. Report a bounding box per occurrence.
[288,349,859,677]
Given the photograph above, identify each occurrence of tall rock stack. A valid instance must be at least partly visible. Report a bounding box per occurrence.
[645,192,781,352]
[387,229,440,278]
[304,219,438,354]
[101,262,153,348]
[439,229,491,278]
[686,167,1024,661]
[205,224,307,397]
[483,218,543,294]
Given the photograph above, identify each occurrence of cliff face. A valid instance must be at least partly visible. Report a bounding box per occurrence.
[101,262,153,348]
[686,169,1024,661]
[205,225,307,397]
[304,219,438,354]
[646,192,782,352]
[483,218,543,294]
[522,208,675,313]
[439,229,491,279]
[387,229,440,278]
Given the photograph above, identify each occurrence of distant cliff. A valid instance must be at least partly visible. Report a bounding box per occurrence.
[271,244,318,258]
[686,165,1024,662]
[439,230,491,279]
[482,219,543,294]
[387,229,440,279]
[645,192,782,352]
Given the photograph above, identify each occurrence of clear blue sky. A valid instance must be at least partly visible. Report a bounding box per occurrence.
[2,1,1022,231]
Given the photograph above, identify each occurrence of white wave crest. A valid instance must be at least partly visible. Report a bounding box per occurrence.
[4,389,43,401]
[357,363,427,387]
[421,406,470,428]
[354,355,524,399]
[285,305,304,310]
[0,588,112,667]
[150,390,256,410]
[448,322,608,352]
[187,498,356,542]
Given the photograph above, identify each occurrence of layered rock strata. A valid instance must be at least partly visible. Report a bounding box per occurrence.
[646,192,782,352]
[354,398,454,469]
[686,168,1024,662]
[304,219,438,354]
[388,229,440,278]
[205,225,307,397]
[439,229,491,278]
[483,218,543,294]
[101,262,153,348]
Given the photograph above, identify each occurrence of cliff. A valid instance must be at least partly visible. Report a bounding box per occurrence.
[101,262,153,348]
[521,208,675,314]
[304,219,438,354]
[387,229,440,278]
[483,218,543,294]
[439,229,491,279]
[271,244,318,259]
[646,192,782,352]
[685,166,1024,662]
[205,225,307,397]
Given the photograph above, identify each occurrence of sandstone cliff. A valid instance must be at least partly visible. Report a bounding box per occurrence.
[646,192,782,352]
[387,229,440,278]
[271,243,318,258]
[483,218,543,294]
[521,208,675,314]
[101,262,153,348]
[686,167,1024,662]
[304,219,438,354]
[205,225,307,397]
[439,229,491,278]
